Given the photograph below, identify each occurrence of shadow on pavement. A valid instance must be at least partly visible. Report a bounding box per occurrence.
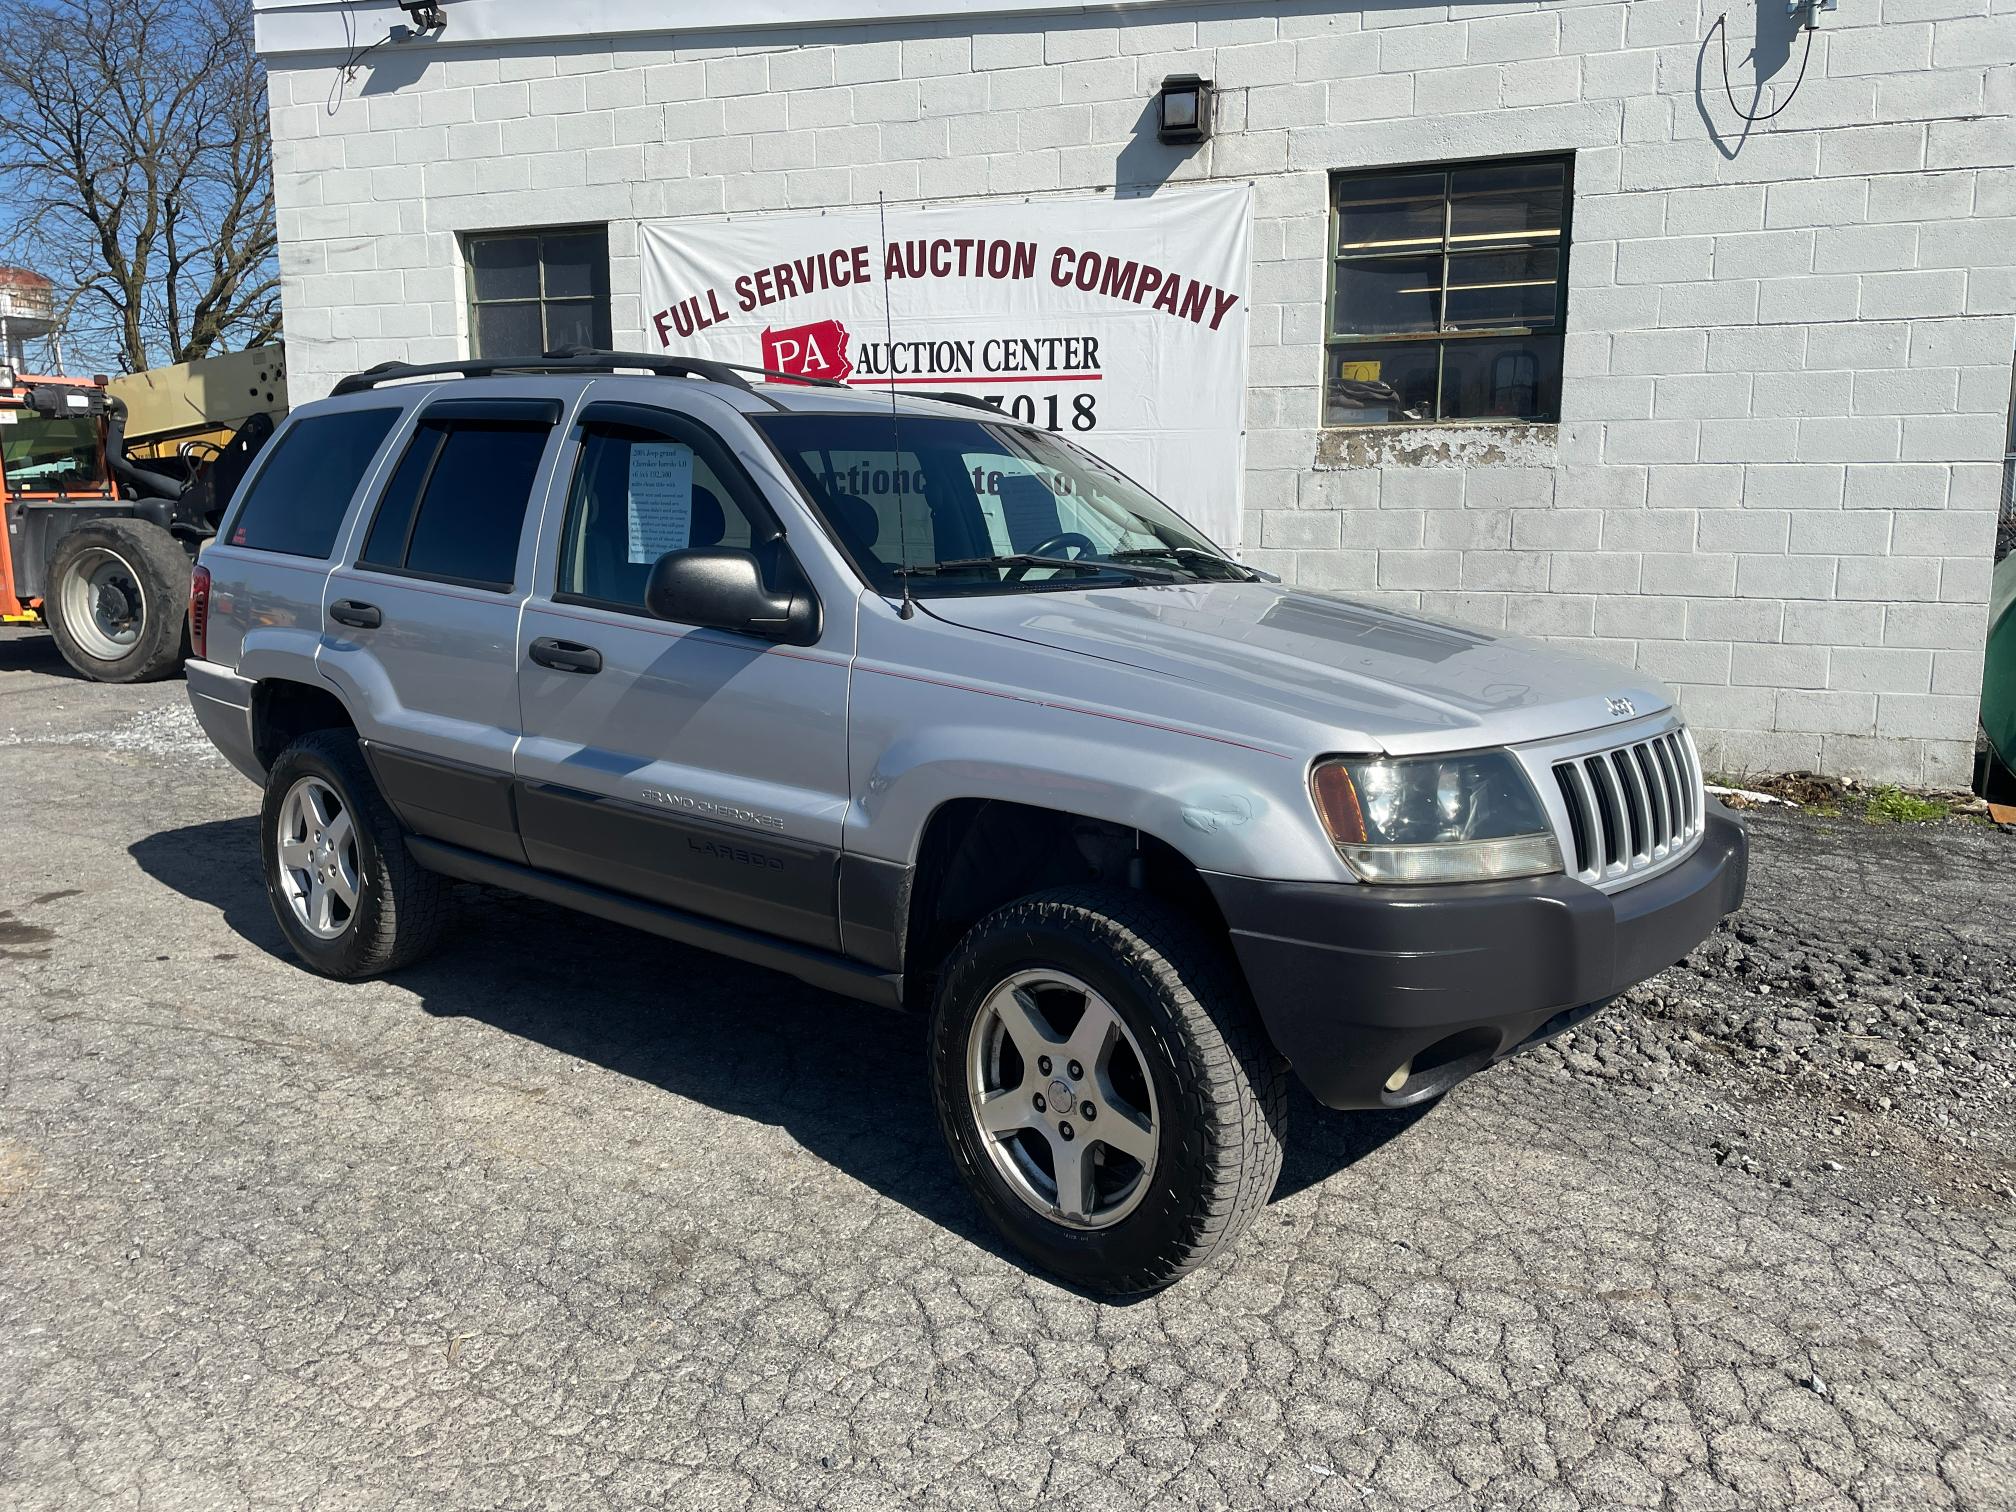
[131,815,1431,1281]
[0,628,83,681]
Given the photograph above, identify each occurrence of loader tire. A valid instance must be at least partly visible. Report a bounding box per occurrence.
[44,518,191,683]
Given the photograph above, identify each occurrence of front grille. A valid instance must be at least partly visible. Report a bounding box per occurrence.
[1550,727,1702,886]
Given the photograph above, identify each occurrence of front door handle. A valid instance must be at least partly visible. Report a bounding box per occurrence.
[529,637,603,674]
[329,599,382,629]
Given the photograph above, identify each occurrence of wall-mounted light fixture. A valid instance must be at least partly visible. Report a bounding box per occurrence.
[395,0,447,36]
[1156,74,1214,146]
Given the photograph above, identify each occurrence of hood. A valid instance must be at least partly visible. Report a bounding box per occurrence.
[921,582,1671,755]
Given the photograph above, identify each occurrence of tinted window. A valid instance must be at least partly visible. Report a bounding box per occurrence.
[358,421,550,590]
[556,424,759,612]
[358,427,437,569]
[227,409,398,557]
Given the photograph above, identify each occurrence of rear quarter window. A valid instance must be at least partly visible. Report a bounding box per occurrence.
[226,409,401,558]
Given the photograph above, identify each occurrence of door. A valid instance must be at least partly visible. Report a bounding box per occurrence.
[318,392,570,862]
[513,397,854,949]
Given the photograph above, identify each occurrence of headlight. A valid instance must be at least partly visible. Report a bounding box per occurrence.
[1310,751,1562,884]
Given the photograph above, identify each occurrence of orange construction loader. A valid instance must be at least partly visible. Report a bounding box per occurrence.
[1,362,275,681]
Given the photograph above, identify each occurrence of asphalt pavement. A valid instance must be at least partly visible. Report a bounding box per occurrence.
[2,623,2012,1511]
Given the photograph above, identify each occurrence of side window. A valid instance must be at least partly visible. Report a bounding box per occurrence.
[555,423,762,613]
[358,420,552,591]
[226,408,399,558]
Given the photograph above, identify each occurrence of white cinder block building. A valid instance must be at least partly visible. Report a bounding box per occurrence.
[254,0,2015,784]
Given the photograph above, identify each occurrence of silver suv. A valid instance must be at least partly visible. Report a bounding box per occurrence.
[185,351,1746,1294]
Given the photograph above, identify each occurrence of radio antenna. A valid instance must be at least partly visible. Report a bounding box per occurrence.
[877,192,916,620]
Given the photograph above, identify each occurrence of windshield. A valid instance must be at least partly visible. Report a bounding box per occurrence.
[756,412,1250,595]
[1,414,107,494]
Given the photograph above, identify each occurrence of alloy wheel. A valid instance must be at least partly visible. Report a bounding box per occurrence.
[965,970,1160,1229]
[275,775,360,939]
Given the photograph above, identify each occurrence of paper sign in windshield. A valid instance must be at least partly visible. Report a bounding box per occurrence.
[627,442,694,564]
[996,472,1064,551]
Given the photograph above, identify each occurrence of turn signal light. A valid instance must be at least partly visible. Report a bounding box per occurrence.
[1310,761,1367,844]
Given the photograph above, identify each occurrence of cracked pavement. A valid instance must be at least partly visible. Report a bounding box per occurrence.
[2,625,2013,1510]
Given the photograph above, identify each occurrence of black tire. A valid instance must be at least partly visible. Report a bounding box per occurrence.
[929,886,1287,1296]
[44,518,192,683]
[259,729,447,978]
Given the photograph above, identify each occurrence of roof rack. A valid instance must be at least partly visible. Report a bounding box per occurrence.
[328,347,849,401]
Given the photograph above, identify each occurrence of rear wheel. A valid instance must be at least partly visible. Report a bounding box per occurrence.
[260,729,447,977]
[44,518,191,683]
[930,887,1286,1296]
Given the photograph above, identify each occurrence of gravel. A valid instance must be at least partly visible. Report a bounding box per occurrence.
[1529,809,2016,1206]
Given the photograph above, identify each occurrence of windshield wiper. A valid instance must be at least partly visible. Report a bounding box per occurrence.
[1109,545,1261,581]
[897,554,1175,582]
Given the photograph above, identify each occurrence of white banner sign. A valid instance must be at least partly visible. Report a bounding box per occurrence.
[638,184,1253,547]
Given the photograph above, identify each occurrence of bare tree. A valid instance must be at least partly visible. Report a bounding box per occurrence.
[0,0,279,373]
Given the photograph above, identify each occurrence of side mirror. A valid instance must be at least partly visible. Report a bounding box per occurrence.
[645,547,818,644]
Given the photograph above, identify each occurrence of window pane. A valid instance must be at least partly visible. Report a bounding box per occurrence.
[401,424,550,588]
[541,233,604,299]
[360,427,441,569]
[1444,247,1562,330]
[758,413,1228,595]
[474,302,543,359]
[469,236,540,301]
[1335,172,1446,254]
[1325,343,1440,426]
[228,409,399,557]
[1332,254,1442,336]
[1449,161,1565,248]
[1440,336,1563,422]
[558,427,757,611]
[796,449,939,567]
[2,416,107,491]
[543,300,598,352]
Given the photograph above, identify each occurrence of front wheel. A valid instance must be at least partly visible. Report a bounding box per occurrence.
[43,518,192,683]
[929,887,1286,1296]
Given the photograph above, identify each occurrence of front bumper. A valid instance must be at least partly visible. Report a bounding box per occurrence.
[1204,805,1748,1109]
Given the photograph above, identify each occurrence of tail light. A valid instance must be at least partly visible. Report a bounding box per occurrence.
[188,562,211,660]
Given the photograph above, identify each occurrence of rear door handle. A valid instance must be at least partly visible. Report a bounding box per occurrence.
[329,599,382,629]
[529,637,603,674]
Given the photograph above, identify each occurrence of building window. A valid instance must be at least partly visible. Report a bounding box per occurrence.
[1325,157,1571,427]
[464,227,611,359]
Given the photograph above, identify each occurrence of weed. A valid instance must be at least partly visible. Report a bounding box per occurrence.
[1863,786,1947,824]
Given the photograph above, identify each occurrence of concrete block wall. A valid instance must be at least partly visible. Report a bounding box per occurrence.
[261,0,2016,784]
